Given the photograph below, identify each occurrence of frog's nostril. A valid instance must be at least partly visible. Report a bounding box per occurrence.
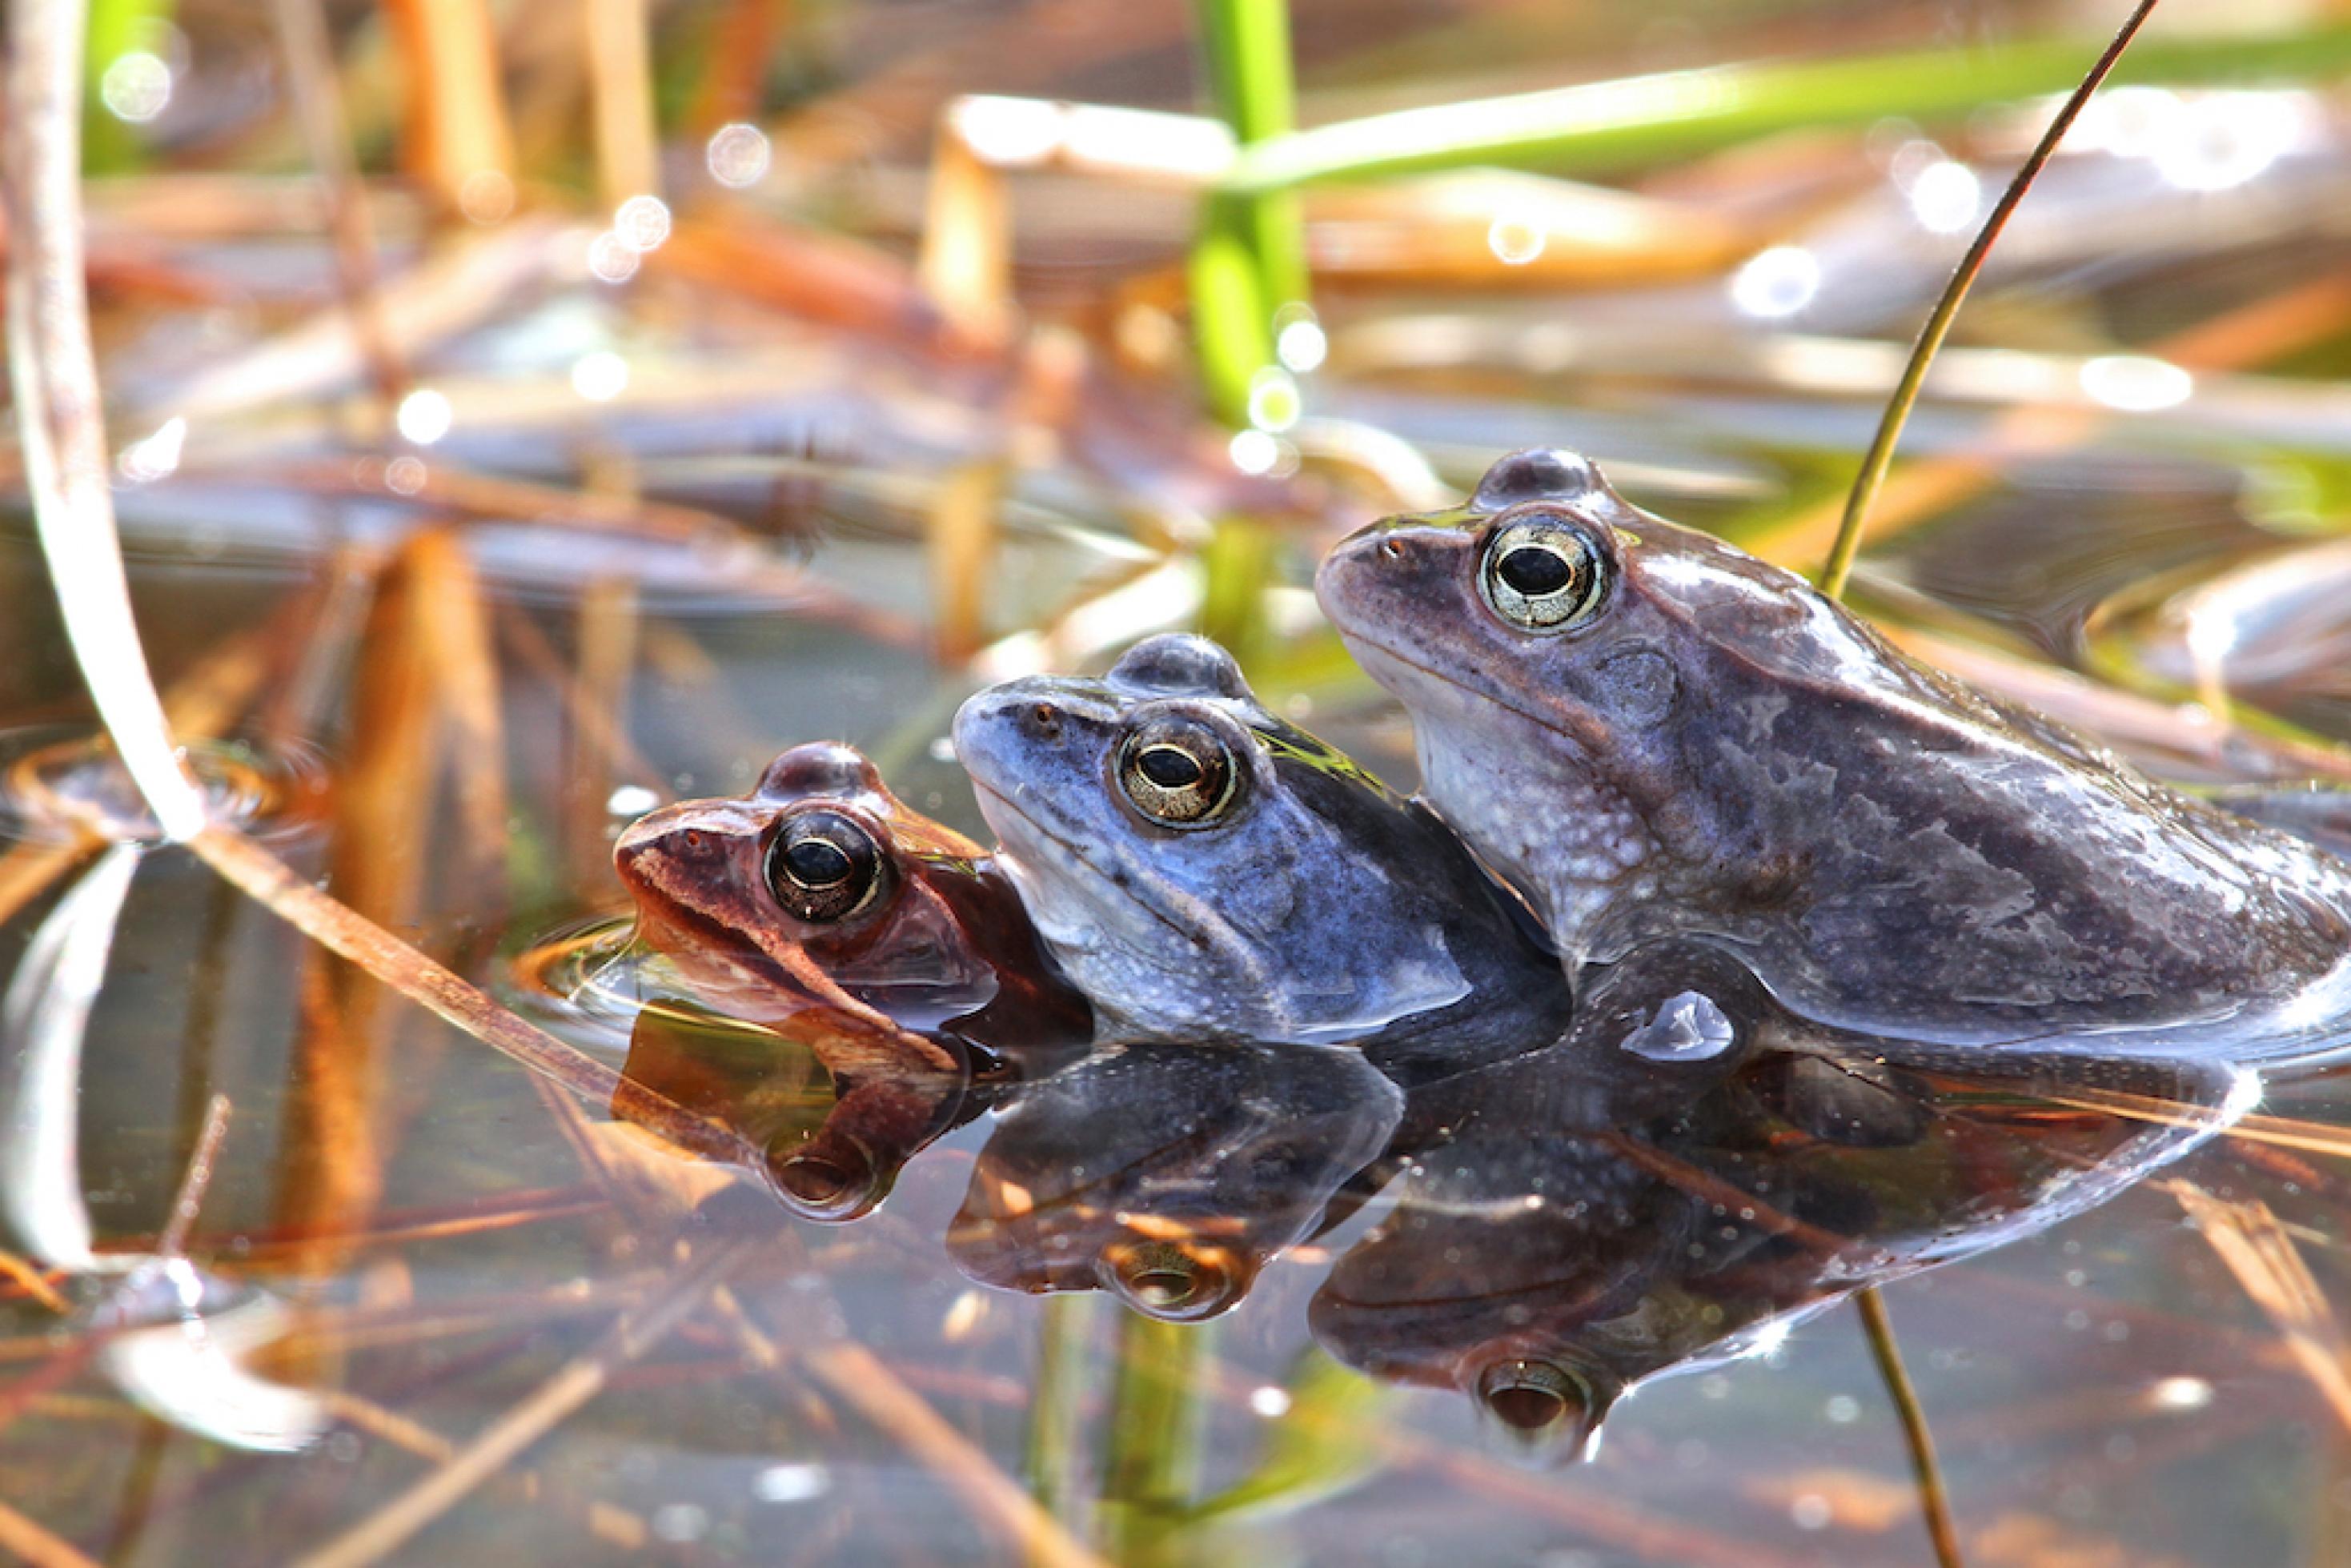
[1379,536,1404,561]
[1029,703,1061,739]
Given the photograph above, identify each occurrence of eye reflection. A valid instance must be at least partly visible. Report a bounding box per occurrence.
[1101,1240,1243,1321]
[1115,715,1243,829]
[769,1138,882,1221]
[1475,1357,1595,1438]
[766,809,887,922]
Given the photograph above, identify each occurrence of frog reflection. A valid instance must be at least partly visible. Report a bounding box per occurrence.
[615,742,1091,1069]
[1317,449,2351,1059]
[952,635,1570,1069]
[948,1041,1402,1321]
[1311,941,2252,1456]
[617,1001,981,1222]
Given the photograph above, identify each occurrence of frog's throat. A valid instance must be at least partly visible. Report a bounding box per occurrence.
[1332,624,1615,760]
[970,782,1291,1023]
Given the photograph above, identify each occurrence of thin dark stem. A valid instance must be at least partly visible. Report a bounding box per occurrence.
[1856,1285,1964,1568]
[1819,0,2162,600]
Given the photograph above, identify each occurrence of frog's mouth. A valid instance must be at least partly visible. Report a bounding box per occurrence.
[1333,625,1615,760]
[969,780,1290,1025]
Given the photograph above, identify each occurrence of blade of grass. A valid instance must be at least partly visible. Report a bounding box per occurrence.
[1218,24,2351,195]
[1100,1312,1208,1566]
[1023,1294,1097,1540]
[1189,0,1306,425]
[4,0,207,841]
[1819,0,2161,600]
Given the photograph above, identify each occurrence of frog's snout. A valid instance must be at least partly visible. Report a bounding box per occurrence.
[951,684,1075,792]
[612,800,752,892]
[1315,519,1446,629]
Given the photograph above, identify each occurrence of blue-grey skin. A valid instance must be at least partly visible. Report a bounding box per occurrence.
[1316,449,2351,1060]
[948,1041,1402,1321]
[1312,939,2250,1455]
[952,635,1571,1061]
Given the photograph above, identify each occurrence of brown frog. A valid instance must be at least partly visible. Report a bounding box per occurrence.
[1316,449,2351,1060]
[613,743,1092,1071]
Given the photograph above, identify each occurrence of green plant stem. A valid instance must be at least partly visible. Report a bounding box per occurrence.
[1190,0,1306,423]
[1023,1295,1097,1540]
[1100,1313,1208,1566]
[1821,0,2161,600]
[1856,1285,1964,1568]
[1219,24,2351,195]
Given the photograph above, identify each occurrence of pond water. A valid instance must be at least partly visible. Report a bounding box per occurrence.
[10,5,2351,1564]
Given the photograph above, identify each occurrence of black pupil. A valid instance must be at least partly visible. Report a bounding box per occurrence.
[1498,543,1575,597]
[783,836,853,887]
[1137,745,1205,789]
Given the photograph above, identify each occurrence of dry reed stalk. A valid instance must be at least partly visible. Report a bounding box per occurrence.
[1596,1131,1848,1253]
[493,604,668,795]
[927,461,1005,663]
[2175,1185,2351,1434]
[919,119,1017,347]
[270,0,407,415]
[801,1340,1113,1568]
[583,0,659,208]
[187,821,746,1163]
[0,1253,68,1314]
[569,576,641,892]
[267,535,448,1285]
[271,457,764,549]
[320,1390,649,1547]
[158,218,563,422]
[656,215,1002,360]
[3,0,207,842]
[291,1237,754,1568]
[2040,1084,2351,1163]
[1750,273,2351,572]
[685,0,791,133]
[380,0,516,211]
[0,1502,102,1568]
[158,1095,235,1258]
[410,531,512,911]
[0,609,287,931]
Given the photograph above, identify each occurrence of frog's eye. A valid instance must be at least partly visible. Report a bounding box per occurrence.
[767,809,887,922]
[1115,715,1243,829]
[1480,515,1607,633]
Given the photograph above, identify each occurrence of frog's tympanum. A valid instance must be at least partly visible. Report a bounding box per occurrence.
[1317,449,2351,1057]
[949,1041,1402,1321]
[1312,942,2252,1454]
[952,635,1571,1065]
[615,743,1091,1069]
